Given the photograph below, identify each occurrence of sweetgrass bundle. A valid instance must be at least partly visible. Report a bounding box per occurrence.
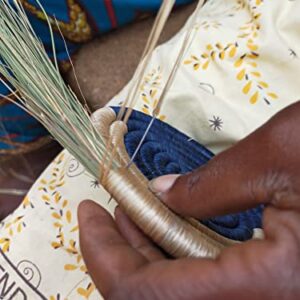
[0,0,229,258]
[0,0,110,177]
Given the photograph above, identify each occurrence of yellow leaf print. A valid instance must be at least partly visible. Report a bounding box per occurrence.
[206,44,213,51]
[9,228,13,237]
[142,107,150,115]
[17,223,22,233]
[56,153,65,163]
[234,58,244,68]
[54,193,61,203]
[22,196,31,208]
[238,33,250,38]
[250,91,259,104]
[258,81,269,88]
[202,60,209,70]
[211,51,216,61]
[254,13,262,20]
[216,42,223,50]
[51,242,61,249]
[229,45,237,58]
[52,212,61,220]
[40,179,47,185]
[66,210,72,224]
[67,240,78,254]
[150,89,157,99]
[13,216,23,224]
[58,232,65,244]
[251,71,261,77]
[247,62,257,68]
[237,69,246,80]
[247,52,259,59]
[268,92,278,99]
[66,249,76,255]
[243,81,252,94]
[0,238,9,243]
[193,63,200,71]
[239,25,248,30]
[80,265,88,273]
[142,95,149,103]
[42,195,50,202]
[69,239,76,248]
[70,225,79,233]
[184,60,192,65]
[219,51,225,60]
[64,264,78,271]
[62,200,68,208]
[159,115,166,121]
[2,242,10,253]
[53,222,63,228]
[77,255,82,264]
[77,283,95,299]
[247,43,258,51]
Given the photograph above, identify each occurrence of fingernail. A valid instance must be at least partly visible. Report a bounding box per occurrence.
[149,174,180,195]
[113,205,120,218]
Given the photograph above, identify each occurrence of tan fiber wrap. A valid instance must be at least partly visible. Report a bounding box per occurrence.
[93,107,236,258]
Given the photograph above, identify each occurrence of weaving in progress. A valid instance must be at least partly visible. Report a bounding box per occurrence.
[0,0,192,158]
[0,0,299,298]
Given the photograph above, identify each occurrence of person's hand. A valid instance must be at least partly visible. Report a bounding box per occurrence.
[78,102,300,300]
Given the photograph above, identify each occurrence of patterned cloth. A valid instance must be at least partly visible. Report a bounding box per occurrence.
[0,0,193,155]
[0,0,299,299]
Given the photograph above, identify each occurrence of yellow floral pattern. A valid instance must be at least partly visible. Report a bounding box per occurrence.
[36,154,95,299]
[0,215,26,253]
[140,67,166,121]
[77,283,96,299]
[184,0,278,105]
[0,203,31,253]
[0,152,96,299]
[1,0,300,299]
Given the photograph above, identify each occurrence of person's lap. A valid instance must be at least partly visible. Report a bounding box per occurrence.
[0,0,299,298]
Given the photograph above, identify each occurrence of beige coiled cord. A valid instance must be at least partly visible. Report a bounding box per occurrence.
[93,107,237,259]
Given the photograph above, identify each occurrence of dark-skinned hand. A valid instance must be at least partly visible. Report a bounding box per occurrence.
[78,102,300,300]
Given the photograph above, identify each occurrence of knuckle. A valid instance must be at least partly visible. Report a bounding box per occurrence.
[247,170,294,205]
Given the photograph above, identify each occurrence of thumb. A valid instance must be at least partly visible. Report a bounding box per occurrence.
[78,200,150,297]
[149,127,286,219]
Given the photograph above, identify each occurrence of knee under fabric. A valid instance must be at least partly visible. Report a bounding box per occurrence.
[0,0,299,298]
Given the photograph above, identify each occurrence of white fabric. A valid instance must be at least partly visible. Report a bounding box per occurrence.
[0,1,299,298]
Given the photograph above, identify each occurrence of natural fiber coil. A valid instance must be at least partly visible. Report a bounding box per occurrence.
[92,107,237,258]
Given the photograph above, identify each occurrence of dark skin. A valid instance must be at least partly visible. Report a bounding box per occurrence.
[78,101,300,299]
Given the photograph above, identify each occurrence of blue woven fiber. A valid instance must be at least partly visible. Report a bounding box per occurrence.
[111,107,263,241]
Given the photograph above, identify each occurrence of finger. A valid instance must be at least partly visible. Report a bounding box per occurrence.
[110,242,274,300]
[115,206,165,261]
[111,207,300,300]
[149,122,287,219]
[78,200,147,297]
